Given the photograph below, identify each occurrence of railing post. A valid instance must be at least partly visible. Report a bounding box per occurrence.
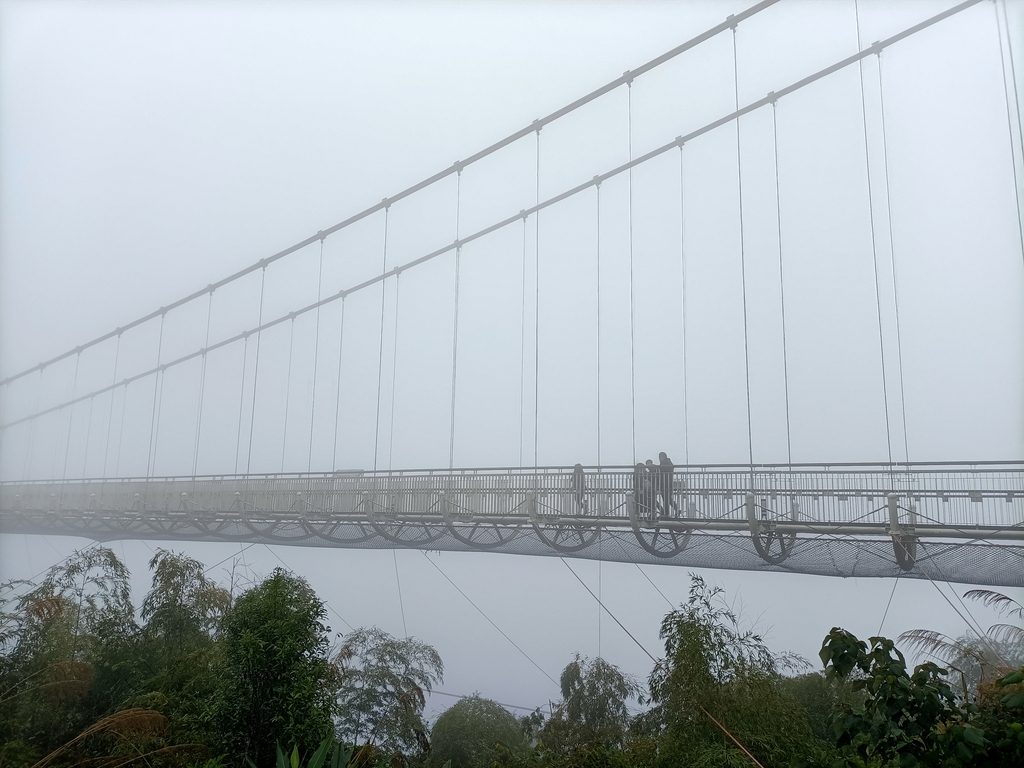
[887,493,900,534]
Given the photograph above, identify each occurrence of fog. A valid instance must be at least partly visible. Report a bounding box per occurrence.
[1,0,1022,718]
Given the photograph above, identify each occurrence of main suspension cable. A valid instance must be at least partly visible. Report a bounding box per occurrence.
[373,207,390,473]
[876,52,911,464]
[3,0,986,434]
[855,0,895,467]
[245,268,268,474]
[732,24,755,474]
[0,0,782,390]
[308,236,325,472]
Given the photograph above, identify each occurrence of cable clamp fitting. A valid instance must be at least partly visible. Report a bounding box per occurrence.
[675,136,685,148]
[258,259,268,270]
[767,91,777,105]
[206,284,215,294]
[593,175,601,187]
[726,14,737,30]
[520,209,528,220]
[453,160,463,174]
[382,197,391,210]
[869,41,882,56]
[317,230,325,243]
[623,69,633,85]
[532,119,541,134]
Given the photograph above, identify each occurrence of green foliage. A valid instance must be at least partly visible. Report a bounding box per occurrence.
[214,568,337,768]
[647,575,816,768]
[779,671,857,747]
[538,655,641,754]
[429,694,527,768]
[817,629,1024,767]
[0,548,141,758]
[334,627,443,757]
[141,549,231,661]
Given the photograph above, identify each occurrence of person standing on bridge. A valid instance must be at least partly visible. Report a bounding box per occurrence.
[633,462,648,519]
[571,463,588,513]
[658,452,677,516]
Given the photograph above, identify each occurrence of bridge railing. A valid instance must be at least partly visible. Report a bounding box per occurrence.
[2,463,1021,532]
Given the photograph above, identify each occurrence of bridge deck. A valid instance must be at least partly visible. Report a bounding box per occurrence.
[2,463,1022,586]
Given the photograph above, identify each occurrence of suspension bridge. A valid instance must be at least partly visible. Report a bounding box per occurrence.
[1,0,1022,587]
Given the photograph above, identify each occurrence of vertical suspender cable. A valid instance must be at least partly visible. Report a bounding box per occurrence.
[81,396,94,477]
[150,339,168,477]
[449,171,463,471]
[101,334,121,477]
[246,268,268,474]
[146,315,166,478]
[388,274,402,472]
[23,369,42,480]
[995,0,1024,265]
[234,335,250,475]
[876,53,911,464]
[332,298,347,470]
[61,352,81,480]
[534,130,542,470]
[373,207,390,473]
[999,0,1024,156]
[192,291,214,479]
[308,236,325,472]
[732,26,755,474]
[519,214,528,468]
[595,182,602,467]
[115,380,129,477]
[771,102,793,469]
[281,316,296,473]
[678,145,689,466]
[595,181,603,657]
[627,80,637,463]
[855,0,895,467]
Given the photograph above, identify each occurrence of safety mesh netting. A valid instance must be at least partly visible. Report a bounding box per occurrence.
[2,514,1021,587]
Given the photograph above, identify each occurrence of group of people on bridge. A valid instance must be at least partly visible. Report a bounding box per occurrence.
[569,453,679,519]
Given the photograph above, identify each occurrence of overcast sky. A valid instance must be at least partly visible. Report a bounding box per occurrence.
[1,0,1022,720]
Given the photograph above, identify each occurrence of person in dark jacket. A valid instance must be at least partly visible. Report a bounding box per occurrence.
[571,463,588,513]
[658,451,677,516]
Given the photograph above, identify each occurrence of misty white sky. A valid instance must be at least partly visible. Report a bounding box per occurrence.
[1,0,1022,722]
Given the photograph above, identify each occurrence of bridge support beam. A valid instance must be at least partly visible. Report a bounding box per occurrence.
[888,493,917,571]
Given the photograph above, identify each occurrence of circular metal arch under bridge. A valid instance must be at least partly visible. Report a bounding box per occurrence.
[2,462,1022,587]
